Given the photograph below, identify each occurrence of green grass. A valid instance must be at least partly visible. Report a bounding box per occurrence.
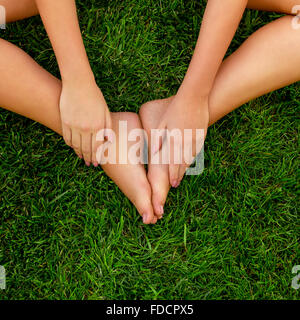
[0,0,299,300]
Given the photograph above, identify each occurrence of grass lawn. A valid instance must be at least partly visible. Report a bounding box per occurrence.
[0,0,299,300]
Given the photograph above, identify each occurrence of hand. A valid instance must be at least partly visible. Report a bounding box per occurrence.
[60,80,112,166]
[153,93,209,187]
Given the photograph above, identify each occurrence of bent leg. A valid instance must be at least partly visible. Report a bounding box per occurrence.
[0,39,156,224]
[247,0,299,14]
[140,15,300,217]
[209,15,300,125]
[0,39,62,133]
[0,0,38,23]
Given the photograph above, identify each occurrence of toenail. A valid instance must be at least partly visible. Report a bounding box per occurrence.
[160,205,164,215]
[85,161,90,166]
[93,162,98,167]
[171,180,178,188]
[143,214,148,224]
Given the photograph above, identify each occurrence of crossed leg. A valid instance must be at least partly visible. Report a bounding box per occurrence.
[140,7,300,218]
[1,1,299,223]
[0,0,157,224]
[0,0,38,22]
[0,38,158,224]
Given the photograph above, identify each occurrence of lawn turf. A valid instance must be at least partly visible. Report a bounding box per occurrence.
[0,0,299,299]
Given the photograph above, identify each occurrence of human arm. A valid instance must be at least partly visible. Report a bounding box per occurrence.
[35,0,111,165]
[156,0,248,186]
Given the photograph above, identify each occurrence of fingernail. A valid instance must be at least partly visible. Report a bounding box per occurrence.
[85,161,90,166]
[93,162,98,167]
[171,180,178,188]
[160,205,164,215]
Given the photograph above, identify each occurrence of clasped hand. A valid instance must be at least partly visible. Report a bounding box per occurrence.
[60,80,112,166]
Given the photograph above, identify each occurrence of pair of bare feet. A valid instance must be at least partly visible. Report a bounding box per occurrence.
[102,97,175,225]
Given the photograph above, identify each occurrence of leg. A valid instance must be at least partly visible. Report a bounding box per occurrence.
[0,0,38,23]
[0,39,156,224]
[140,15,300,217]
[209,15,300,124]
[247,0,298,14]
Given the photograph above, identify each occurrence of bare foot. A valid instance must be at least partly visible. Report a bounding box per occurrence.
[139,97,174,219]
[101,112,157,225]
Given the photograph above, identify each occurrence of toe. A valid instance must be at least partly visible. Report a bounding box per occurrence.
[132,183,156,224]
[142,210,154,224]
[148,166,170,218]
[152,190,167,218]
[151,216,158,224]
[138,201,155,225]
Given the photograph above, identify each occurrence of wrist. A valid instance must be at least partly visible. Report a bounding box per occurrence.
[60,56,95,84]
[62,69,96,88]
[176,85,209,107]
[179,71,212,99]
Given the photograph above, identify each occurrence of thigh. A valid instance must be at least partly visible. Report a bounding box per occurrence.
[208,16,300,125]
[0,0,38,23]
[247,0,299,15]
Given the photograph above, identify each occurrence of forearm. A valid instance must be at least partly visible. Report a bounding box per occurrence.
[179,0,248,100]
[35,0,94,84]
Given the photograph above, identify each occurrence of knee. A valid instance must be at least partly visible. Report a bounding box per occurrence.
[289,2,300,15]
[279,15,300,33]
[288,7,300,31]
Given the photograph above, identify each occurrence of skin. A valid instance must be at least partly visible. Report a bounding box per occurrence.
[155,0,248,188]
[0,0,299,224]
[35,0,112,167]
[140,4,300,218]
[154,0,300,189]
[0,4,157,224]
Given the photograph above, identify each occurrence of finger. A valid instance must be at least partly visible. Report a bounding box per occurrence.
[169,163,180,188]
[95,127,108,164]
[152,121,166,155]
[177,141,193,185]
[74,148,83,159]
[91,133,99,167]
[71,130,82,158]
[169,133,181,187]
[105,113,113,142]
[81,133,92,166]
[62,125,72,147]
